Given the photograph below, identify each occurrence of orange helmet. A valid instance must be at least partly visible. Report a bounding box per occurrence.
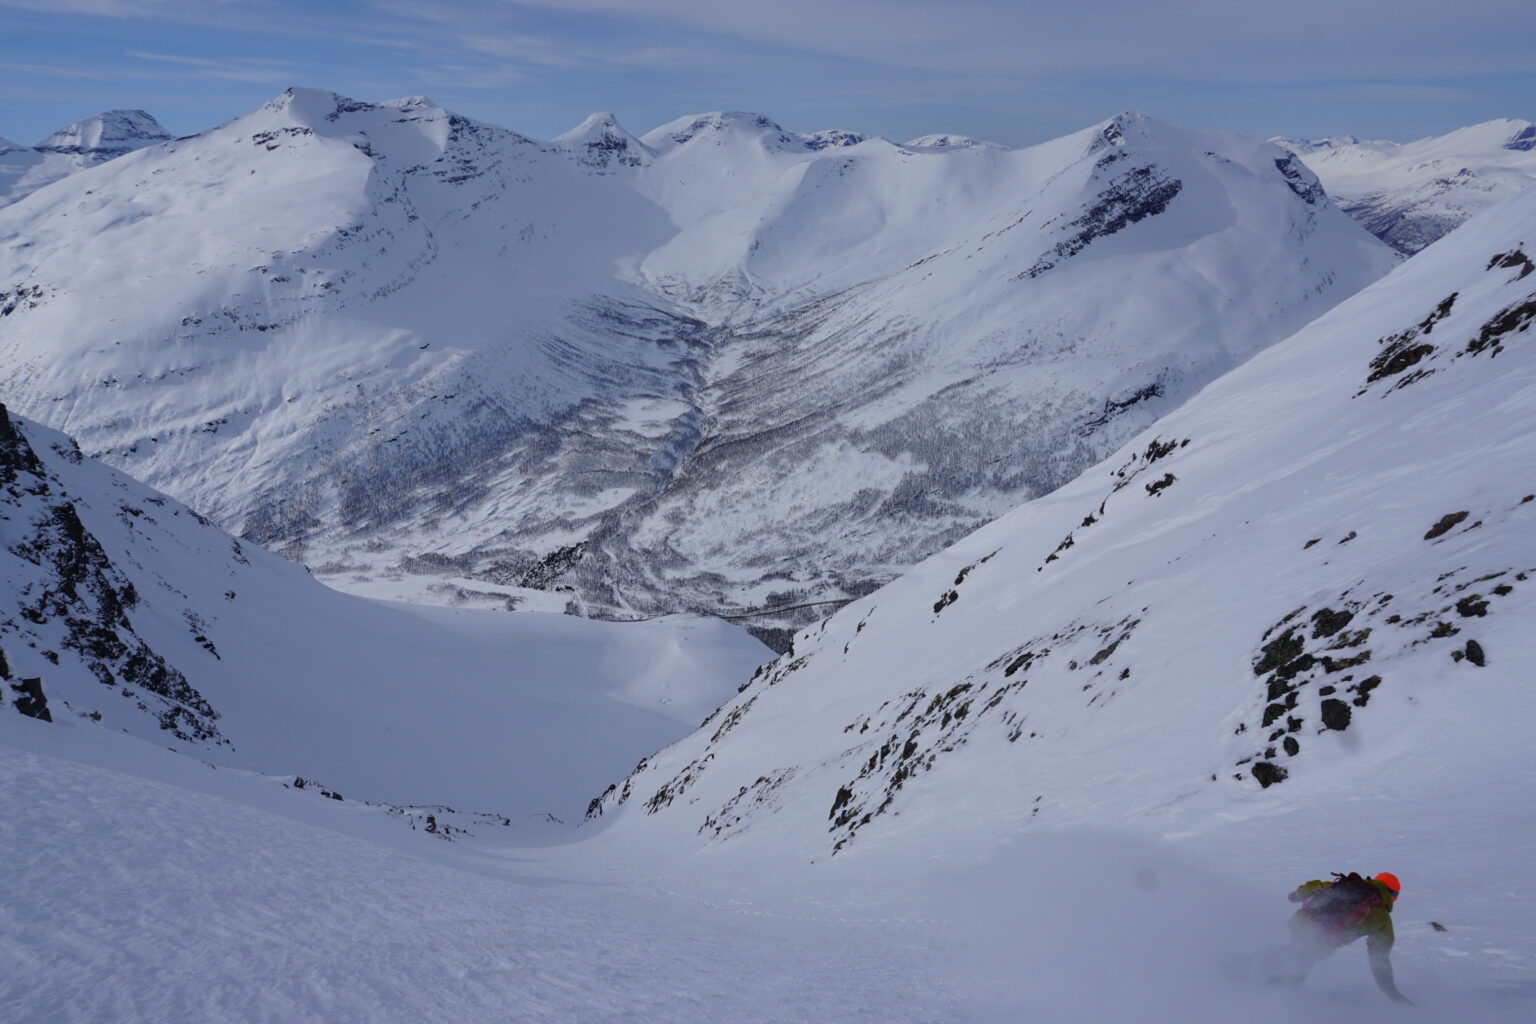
[1375,872,1402,897]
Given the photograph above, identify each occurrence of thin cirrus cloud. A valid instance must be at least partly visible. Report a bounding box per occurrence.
[492,0,1535,83]
[127,51,295,83]
[0,0,1529,146]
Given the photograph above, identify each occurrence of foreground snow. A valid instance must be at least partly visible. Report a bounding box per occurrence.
[2,708,1530,1023]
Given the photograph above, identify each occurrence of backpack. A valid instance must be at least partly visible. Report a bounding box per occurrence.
[1301,872,1384,938]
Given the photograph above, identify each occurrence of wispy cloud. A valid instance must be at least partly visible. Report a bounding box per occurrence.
[127,50,295,83]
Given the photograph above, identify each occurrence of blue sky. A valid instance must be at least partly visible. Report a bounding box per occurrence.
[1,0,1531,146]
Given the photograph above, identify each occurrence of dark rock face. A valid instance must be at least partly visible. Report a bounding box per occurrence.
[9,676,52,722]
[1022,162,1183,279]
[1320,698,1352,731]
[1425,511,1470,540]
[1273,156,1324,205]
[1,403,222,743]
[1252,762,1288,788]
[1464,639,1486,666]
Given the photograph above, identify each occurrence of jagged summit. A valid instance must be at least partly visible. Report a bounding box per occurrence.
[34,108,171,157]
[552,111,653,169]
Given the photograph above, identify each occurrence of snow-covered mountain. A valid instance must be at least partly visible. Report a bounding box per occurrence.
[0,400,767,814]
[1278,119,1536,254]
[0,108,171,208]
[0,89,1394,645]
[589,181,1536,868]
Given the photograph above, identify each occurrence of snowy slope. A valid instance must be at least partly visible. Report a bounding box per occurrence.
[1279,119,1536,254]
[589,182,1536,879]
[563,112,1395,640]
[0,109,170,208]
[0,92,1394,645]
[1,401,768,815]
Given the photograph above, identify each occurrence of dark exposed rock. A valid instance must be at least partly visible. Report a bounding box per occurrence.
[1283,736,1300,757]
[1465,294,1536,357]
[1320,698,1352,731]
[1464,639,1486,667]
[9,676,52,722]
[1021,164,1184,278]
[1424,511,1469,539]
[1350,675,1381,707]
[1455,594,1489,617]
[1252,762,1288,788]
[1254,627,1305,675]
[1310,607,1354,639]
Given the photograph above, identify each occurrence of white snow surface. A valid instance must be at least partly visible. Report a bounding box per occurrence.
[1279,119,1536,253]
[0,91,1395,635]
[0,108,170,209]
[0,403,769,815]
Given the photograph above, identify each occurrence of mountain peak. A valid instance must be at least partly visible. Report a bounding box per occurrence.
[903,133,1003,151]
[641,110,802,154]
[34,109,171,158]
[552,112,652,170]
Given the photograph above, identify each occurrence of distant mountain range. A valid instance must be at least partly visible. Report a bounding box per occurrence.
[0,89,1393,646]
[1276,118,1536,253]
[0,109,171,208]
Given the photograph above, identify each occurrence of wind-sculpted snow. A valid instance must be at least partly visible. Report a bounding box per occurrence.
[0,92,1392,644]
[589,184,1536,868]
[1279,120,1536,253]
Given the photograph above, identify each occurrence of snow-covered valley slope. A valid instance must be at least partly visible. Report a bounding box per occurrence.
[1,401,768,815]
[0,90,1395,645]
[1279,119,1536,254]
[0,109,171,209]
[588,181,1536,881]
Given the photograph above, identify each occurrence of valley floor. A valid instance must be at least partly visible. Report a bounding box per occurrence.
[4,709,1531,1024]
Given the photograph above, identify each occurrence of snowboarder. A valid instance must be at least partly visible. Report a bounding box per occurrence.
[1267,871,1411,1004]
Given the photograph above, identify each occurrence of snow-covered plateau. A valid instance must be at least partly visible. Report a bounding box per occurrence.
[1279,119,1536,255]
[0,88,1396,644]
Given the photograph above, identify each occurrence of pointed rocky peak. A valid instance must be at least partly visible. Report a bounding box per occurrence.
[553,111,653,169]
[34,109,171,159]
